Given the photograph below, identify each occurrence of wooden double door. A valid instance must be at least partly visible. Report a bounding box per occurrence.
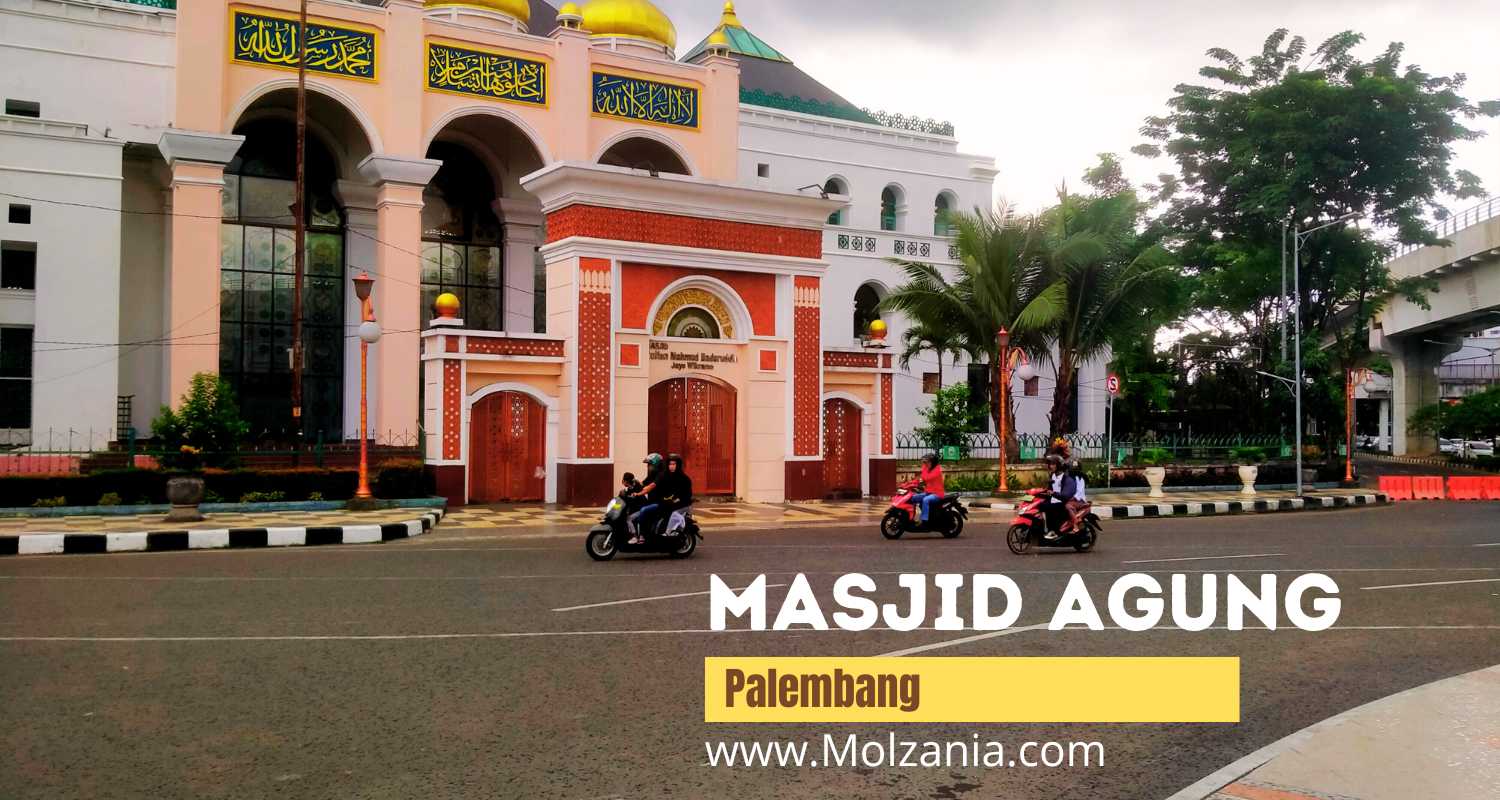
[823,398,863,498]
[469,390,546,503]
[648,378,736,495]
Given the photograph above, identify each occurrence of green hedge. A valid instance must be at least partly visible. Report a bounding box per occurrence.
[0,462,435,508]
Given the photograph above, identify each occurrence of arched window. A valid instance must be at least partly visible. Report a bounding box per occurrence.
[853,283,882,339]
[420,141,503,331]
[880,186,900,231]
[934,192,956,235]
[220,118,345,440]
[823,177,848,226]
[599,136,690,175]
[665,307,721,339]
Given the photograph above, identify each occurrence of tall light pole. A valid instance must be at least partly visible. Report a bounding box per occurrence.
[996,328,1010,494]
[1291,211,1361,495]
[352,272,381,501]
[291,0,308,437]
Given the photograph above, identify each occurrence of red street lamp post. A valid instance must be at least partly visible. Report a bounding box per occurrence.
[996,328,1010,494]
[352,272,381,500]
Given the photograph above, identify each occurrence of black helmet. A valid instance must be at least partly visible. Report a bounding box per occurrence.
[921,452,940,466]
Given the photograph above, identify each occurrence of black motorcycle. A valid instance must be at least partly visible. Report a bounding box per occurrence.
[880,479,968,539]
[585,492,700,560]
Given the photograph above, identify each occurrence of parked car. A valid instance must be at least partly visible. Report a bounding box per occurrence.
[1465,440,1495,457]
[1439,438,1461,454]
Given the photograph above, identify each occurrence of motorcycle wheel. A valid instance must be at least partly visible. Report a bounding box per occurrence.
[1073,528,1097,553]
[880,513,905,540]
[1006,524,1031,554]
[941,514,964,538]
[585,529,617,561]
[669,531,698,559]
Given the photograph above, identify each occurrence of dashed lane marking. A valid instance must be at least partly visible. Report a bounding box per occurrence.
[552,584,787,612]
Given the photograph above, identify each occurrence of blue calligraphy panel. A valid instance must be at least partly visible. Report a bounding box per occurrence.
[426,43,547,107]
[591,72,699,130]
[232,10,377,82]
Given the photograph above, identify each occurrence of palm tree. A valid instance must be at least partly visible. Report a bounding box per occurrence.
[896,321,964,391]
[1040,192,1177,437]
[880,206,1067,446]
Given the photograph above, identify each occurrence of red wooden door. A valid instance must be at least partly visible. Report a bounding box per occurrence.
[469,391,545,503]
[648,378,736,495]
[823,398,863,498]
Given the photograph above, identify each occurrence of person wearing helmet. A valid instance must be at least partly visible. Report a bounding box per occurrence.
[916,452,945,523]
[1043,454,1078,539]
[626,453,665,544]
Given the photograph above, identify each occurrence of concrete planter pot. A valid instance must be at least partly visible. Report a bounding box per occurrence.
[1237,465,1259,495]
[1144,467,1166,498]
[164,476,205,523]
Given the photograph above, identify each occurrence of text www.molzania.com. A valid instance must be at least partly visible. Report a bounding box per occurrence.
[705,734,1103,769]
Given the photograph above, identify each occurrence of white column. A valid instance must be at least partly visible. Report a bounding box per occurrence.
[497,197,544,333]
[337,180,380,441]
[1378,398,1391,452]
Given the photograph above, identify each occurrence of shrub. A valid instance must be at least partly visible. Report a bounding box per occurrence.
[1136,447,1171,466]
[239,490,286,503]
[913,384,987,458]
[32,496,67,508]
[1229,446,1267,463]
[0,463,434,508]
[98,492,123,506]
[307,491,323,502]
[150,373,249,469]
[373,459,434,499]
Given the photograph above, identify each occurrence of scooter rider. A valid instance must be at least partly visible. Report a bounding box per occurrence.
[916,452,945,524]
[1043,454,1078,540]
[627,453,665,544]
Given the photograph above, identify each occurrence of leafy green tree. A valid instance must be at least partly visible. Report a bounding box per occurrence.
[896,320,965,392]
[913,383,988,457]
[880,207,1067,446]
[151,373,250,468]
[1136,29,1497,446]
[1408,385,1500,440]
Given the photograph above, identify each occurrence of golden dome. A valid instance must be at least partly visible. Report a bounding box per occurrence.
[434,292,462,319]
[706,29,729,47]
[423,0,530,24]
[580,0,676,50]
[557,2,581,16]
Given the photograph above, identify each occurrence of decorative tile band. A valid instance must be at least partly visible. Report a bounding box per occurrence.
[426,41,547,106]
[231,8,377,82]
[466,338,565,358]
[547,205,821,259]
[823,351,879,369]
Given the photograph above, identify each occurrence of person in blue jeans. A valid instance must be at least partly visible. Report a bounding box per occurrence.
[914,452,945,523]
[627,453,665,544]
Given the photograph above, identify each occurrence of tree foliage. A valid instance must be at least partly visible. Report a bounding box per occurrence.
[913,383,989,457]
[1408,386,1500,440]
[151,373,250,468]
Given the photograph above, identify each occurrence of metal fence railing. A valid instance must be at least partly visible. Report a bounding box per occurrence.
[0,428,424,476]
[895,431,1290,464]
[1392,196,1500,259]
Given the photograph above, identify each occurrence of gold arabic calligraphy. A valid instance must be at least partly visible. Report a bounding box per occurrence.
[427,44,546,105]
[592,73,698,128]
[233,13,376,80]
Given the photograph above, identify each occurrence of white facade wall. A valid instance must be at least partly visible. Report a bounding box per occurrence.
[0,116,123,446]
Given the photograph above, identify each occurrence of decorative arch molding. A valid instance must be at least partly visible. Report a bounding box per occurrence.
[648,371,736,392]
[822,390,873,414]
[226,78,384,155]
[593,128,697,176]
[423,104,554,165]
[646,276,753,341]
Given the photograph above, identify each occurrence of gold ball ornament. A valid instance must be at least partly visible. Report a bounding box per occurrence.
[434,292,462,319]
[868,318,888,340]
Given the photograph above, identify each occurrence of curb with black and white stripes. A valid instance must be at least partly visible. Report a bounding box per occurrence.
[0,509,444,557]
[970,493,1388,519]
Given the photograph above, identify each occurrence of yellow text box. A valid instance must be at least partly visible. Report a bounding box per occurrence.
[705,657,1239,723]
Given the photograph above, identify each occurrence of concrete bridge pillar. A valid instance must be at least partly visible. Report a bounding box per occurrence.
[1390,337,1462,455]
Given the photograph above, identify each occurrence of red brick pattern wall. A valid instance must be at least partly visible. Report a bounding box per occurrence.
[823,351,880,369]
[467,338,565,358]
[881,373,893,455]
[620,263,777,335]
[442,360,462,460]
[577,259,613,459]
[793,276,821,456]
[547,205,821,259]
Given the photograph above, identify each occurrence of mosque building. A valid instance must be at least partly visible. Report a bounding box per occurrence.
[0,0,1108,504]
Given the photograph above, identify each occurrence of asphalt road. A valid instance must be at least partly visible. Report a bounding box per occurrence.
[3,503,1498,800]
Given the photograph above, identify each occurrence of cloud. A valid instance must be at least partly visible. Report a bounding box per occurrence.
[658,0,1500,215]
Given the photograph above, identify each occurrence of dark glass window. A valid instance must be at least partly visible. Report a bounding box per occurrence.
[8,204,30,224]
[4,99,40,118]
[934,193,954,235]
[219,119,344,440]
[421,142,503,331]
[823,179,846,225]
[0,326,32,429]
[853,283,881,339]
[880,187,898,231]
[1,243,36,290]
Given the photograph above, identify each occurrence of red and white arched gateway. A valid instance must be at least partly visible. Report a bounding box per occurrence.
[423,164,898,505]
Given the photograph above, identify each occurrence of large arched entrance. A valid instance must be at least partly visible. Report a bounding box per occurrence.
[469,390,546,503]
[648,378,736,495]
[823,398,863,498]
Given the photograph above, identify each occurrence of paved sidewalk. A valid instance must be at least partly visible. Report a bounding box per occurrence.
[439,487,1388,533]
[1171,664,1500,800]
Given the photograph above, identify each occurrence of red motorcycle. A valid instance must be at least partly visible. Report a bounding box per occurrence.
[880,479,967,539]
[1005,488,1101,554]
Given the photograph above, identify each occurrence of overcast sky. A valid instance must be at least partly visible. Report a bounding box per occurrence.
[659,0,1500,216]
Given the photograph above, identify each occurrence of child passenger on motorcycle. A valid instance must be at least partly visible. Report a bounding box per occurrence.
[915,453,945,523]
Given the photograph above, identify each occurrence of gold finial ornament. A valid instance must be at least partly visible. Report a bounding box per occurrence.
[434,292,462,319]
[720,1,741,27]
[423,0,531,24]
[579,0,677,50]
[556,2,582,26]
[868,318,888,341]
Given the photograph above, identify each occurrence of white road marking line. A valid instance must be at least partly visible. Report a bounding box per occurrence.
[552,584,787,613]
[876,623,1051,657]
[1121,553,1287,564]
[1361,578,1500,591]
[1474,543,1500,547]
[6,624,1493,645]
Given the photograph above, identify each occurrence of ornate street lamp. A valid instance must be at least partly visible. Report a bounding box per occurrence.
[352,272,381,501]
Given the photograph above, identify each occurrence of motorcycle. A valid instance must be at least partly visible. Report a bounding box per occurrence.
[880,479,967,539]
[585,492,701,561]
[1005,488,1101,554]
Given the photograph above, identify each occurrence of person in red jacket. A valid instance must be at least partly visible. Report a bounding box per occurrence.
[917,452,945,523]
